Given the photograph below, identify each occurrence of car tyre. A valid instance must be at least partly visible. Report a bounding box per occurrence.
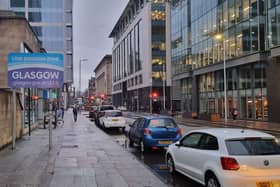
[140,140,149,153]
[205,173,220,187]
[167,155,176,174]
[129,138,134,147]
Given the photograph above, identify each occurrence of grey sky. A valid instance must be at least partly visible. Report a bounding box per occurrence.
[73,0,128,92]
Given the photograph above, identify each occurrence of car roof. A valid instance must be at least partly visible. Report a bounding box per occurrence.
[141,115,174,120]
[189,128,275,140]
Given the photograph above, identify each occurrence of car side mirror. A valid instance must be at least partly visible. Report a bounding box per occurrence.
[175,141,181,147]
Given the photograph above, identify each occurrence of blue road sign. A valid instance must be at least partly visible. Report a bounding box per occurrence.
[8,53,64,88]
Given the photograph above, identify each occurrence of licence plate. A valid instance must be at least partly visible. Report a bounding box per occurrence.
[257,181,280,187]
[112,119,119,122]
[158,141,172,145]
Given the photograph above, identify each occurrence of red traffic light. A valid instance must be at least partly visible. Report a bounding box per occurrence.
[89,95,95,100]
[152,92,158,98]
[32,95,39,100]
[150,92,158,99]
[100,94,105,99]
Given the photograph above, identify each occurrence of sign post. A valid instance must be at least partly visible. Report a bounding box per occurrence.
[8,53,64,151]
[12,89,16,149]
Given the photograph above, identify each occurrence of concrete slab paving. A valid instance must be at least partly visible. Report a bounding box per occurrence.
[0,110,167,187]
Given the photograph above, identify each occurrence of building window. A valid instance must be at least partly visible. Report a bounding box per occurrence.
[11,0,25,7]
[28,0,41,8]
[28,12,41,22]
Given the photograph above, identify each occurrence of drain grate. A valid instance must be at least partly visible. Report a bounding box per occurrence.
[61,145,78,148]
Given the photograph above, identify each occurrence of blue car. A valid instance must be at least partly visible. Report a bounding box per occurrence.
[128,116,182,151]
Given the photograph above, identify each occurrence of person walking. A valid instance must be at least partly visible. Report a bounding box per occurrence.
[73,105,78,122]
[232,108,238,120]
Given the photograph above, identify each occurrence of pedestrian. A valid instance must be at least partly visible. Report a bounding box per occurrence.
[232,108,238,120]
[73,105,78,122]
[61,107,64,119]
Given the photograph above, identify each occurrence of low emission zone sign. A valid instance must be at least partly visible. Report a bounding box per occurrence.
[8,53,64,88]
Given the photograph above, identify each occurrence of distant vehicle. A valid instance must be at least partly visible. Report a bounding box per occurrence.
[89,106,98,121]
[95,105,115,125]
[99,110,126,131]
[128,116,182,152]
[166,128,280,187]
[117,106,127,111]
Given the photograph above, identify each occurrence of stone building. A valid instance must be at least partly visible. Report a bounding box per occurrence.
[0,11,41,148]
[94,55,112,105]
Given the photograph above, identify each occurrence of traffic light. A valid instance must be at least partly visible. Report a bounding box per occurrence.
[89,95,95,100]
[152,92,158,98]
[32,95,39,100]
[150,91,159,101]
[100,94,105,100]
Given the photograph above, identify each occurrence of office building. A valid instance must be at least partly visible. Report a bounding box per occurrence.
[1,0,74,108]
[110,0,171,112]
[171,0,280,122]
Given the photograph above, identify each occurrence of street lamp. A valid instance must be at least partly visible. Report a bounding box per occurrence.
[79,58,88,97]
[214,33,228,125]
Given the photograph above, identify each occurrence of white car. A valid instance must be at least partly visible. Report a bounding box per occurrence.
[166,128,280,187]
[99,110,126,130]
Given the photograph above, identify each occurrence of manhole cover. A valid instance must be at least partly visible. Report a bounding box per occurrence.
[61,145,78,148]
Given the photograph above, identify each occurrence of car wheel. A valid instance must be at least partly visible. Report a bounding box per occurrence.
[206,173,220,187]
[129,138,134,147]
[167,155,176,174]
[140,140,149,153]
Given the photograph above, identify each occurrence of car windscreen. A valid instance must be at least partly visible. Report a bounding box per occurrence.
[100,106,114,111]
[226,138,280,155]
[105,111,122,117]
[148,118,177,128]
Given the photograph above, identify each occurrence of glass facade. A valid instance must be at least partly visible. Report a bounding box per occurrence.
[152,0,167,87]
[171,0,269,121]
[267,0,280,48]
[111,0,170,112]
[10,0,73,82]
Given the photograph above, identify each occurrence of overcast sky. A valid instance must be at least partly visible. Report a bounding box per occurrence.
[73,0,128,92]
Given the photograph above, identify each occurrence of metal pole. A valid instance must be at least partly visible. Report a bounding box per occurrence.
[223,39,228,125]
[163,63,166,111]
[48,89,52,151]
[137,88,139,112]
[150,84,152,114]
[79,59,81,97]
[12,89,16,150]
[28,88,31,136]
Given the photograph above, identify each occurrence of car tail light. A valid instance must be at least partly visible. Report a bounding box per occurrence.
[221,157,240,170]
[177,128,182,135]
[144,128,151,135]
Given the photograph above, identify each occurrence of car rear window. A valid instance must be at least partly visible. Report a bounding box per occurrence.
[100,106,114,111]
[105,111,122,117]
[226,138,280,155]
[148,118,177,128]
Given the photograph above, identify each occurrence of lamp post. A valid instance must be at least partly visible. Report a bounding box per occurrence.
[214,33,228,125]
[79,58,88,97]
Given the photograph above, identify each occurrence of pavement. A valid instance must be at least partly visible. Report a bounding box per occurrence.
[174,116,280,133]
[124,111,280,133]
[0,110,167,187]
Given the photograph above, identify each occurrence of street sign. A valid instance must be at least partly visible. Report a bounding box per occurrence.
[8,53,64,88]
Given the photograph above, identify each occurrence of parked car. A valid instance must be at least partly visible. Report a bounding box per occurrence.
[99,110,126,131]
[128,116,182,151]
[89,106,98,121]
[166,128,280,187]
[95,105,115,125]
